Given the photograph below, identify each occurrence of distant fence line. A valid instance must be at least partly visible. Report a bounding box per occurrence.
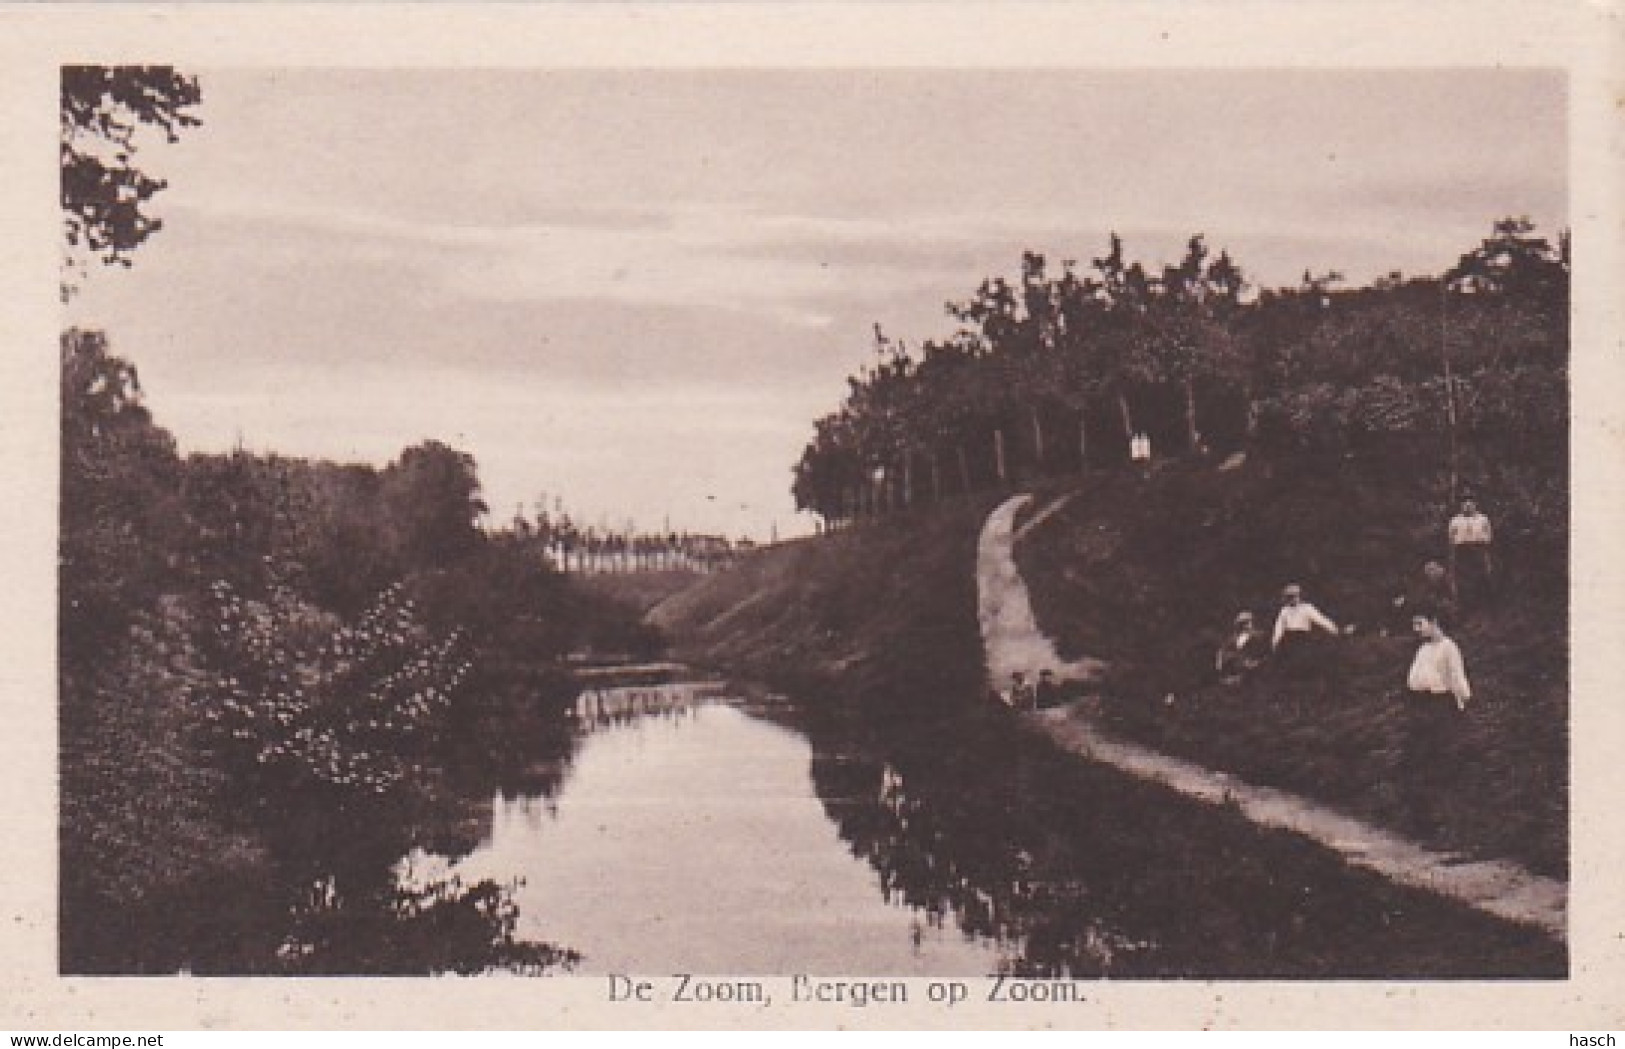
[538,539,748,575]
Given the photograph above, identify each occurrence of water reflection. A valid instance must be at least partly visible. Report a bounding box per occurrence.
[422,681,1007,974]
[809,743,1146,976]
[568,680,725,731]
[410,678,1562,977]
[798,703,1564,977]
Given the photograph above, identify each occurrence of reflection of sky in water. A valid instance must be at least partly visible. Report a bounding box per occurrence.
[406,692,1005,974]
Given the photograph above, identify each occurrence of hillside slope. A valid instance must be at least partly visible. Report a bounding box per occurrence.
[650,497,999,713]
[1014,453,1567,876]
[572,570,705,617]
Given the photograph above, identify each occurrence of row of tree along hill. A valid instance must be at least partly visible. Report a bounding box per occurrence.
[507,510,749,575]
[792,220,1567,529]
[60,325,658,972]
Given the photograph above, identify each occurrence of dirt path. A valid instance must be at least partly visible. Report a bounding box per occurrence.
[976,493,1567,942]
[977,494,1106,688]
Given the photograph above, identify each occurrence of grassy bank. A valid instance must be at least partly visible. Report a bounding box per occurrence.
[651,496,1000,713]
[573,570,706,618]
[1014,453,1567,876]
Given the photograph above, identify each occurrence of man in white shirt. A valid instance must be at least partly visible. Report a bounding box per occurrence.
[1447,498,1495,609]
[1400,610,1472,833]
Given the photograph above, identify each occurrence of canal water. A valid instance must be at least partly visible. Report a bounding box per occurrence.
[400,678,1564,978]
[405,682,1005,974]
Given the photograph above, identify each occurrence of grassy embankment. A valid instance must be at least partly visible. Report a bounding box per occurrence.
[1013,453,1567,877]
[650,497,997,712]
[573,570,708,620]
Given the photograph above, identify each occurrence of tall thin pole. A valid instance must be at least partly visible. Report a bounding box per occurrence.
[1440,279,1460,508]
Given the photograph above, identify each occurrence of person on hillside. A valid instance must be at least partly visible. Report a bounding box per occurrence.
[1215,610,1270,684]
[1035,668,1063,709]
[1271,583,1341,681]
[1447,498,1495,610]
[1004,671,1036,711]
[1389,559,1458,634]
[1130,433,1152,476]
[1399,609,1472,832]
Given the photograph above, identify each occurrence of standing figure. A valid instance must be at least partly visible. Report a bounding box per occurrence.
[1271,583,1341,684]
[1130,433,1152,476]
[1400,609,1472,833]
[1447,498,1495,610]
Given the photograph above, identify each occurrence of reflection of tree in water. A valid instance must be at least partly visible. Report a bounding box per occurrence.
[441,665,583,817]
[203,757,583,974]
[263,678,715,974]
[569,683,714,733]
[806,705,1566,977]
[196,673,593,975]
[873,762,1143,974]
[810,723,1142,977]
[277,865,577,976]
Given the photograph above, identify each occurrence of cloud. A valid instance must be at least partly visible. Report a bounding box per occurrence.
[174,190,1272,332]
[170,193,985,330]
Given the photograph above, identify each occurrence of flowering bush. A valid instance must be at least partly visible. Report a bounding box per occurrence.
[195,581,469,798]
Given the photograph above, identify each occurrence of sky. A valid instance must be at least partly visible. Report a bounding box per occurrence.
[63,69,1566,541]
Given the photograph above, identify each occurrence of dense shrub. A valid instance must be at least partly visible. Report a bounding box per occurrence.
[193,581,468,801]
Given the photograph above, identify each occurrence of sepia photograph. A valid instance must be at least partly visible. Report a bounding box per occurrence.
[6,0,1624,1033]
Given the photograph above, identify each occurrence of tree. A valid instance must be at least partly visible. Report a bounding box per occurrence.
[381,441,489,570]
[913,337,981,497]
[1015,252,1061,474]
[61,65,202,280]
[851,327,916,510]
[1150,237,1249,452]
[1050,260,1106,470]
[1445,216,1569,312]
[947,258,1072,484]
[59,328,184,655]
[947,278,1022,483]
[61,327,155,453]
[1090,234,1158,446]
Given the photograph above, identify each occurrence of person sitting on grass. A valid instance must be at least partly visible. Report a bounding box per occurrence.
[1214,610,1270,685]
[1034,668,1063,709]
[1004,671,1036,711]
